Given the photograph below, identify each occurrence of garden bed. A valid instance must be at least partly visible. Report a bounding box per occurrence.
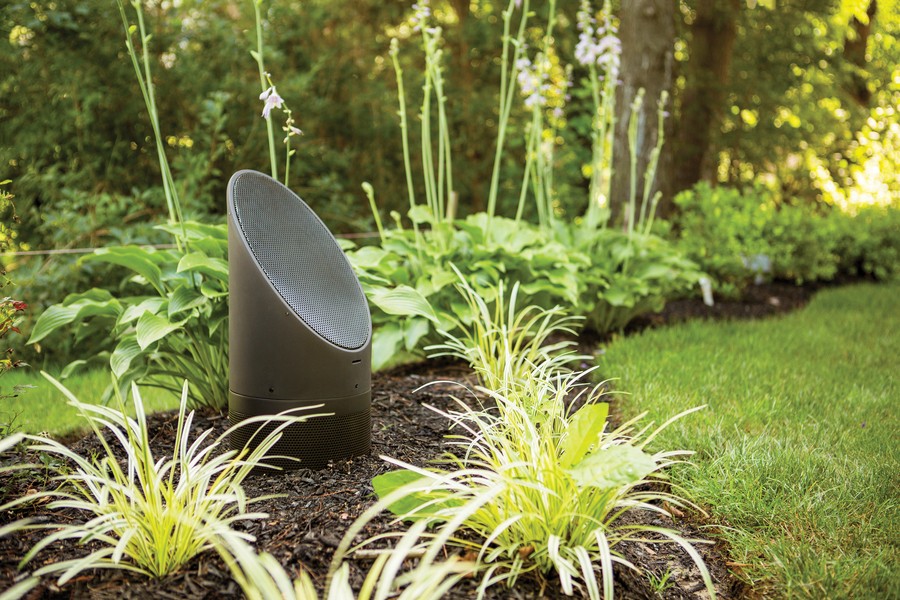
[0,283,813,599]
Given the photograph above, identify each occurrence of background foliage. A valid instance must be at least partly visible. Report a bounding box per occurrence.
[1,0,898,369]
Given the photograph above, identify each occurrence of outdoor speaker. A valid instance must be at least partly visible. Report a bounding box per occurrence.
[227,169,372,469]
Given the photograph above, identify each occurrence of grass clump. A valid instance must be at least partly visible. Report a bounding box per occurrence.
[362,280,714,599]
[599,282,900,598]
[1,374,312,588]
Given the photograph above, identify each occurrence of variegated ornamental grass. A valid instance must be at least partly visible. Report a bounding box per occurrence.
[215,525,473,600]
[0,374,317,589]
[370,369,714,599]
[364,280,715,599]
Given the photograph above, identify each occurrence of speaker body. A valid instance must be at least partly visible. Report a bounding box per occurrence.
[227,170,371,469]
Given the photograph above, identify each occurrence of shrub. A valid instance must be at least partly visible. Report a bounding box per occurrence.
[426,268,585,392]
[371,368,713,599]
[670,182,840,296]
[829,204,900,281]
[568,227,704,332]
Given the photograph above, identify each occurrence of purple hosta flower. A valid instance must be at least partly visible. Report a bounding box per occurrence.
[516,55,550,108]
[575,0,621,77]
[283,124,303,144]
[577,0,596,32]
[411,0,431,32]
[259,86,284,119]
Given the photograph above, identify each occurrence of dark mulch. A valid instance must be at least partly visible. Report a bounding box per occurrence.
[0,282,816,599]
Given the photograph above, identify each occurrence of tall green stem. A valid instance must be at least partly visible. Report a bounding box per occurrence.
[485,0,530,236]
[389,39,422,256]
[253,0,278,181]
[117,0,186,249]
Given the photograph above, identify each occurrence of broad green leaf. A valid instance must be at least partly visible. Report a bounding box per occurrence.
[348,246,391,270]
[559,403,610,468]
[168,285,208,317]
[29,289,122,344]
[368,285,439,323]
[371,325,405,371]
[60,359,89,379]
[567,444,657,490]
[200,280,228,299]
[408,205,435,225]
[177,252,229,281]
[634,263,673,280]
[601,285,633,308]
[110,336,142,379]
[135,311,186,350]
[119,297,167,326]
[372,469,459,520]
[83,246,165,292]
[404,317,432,352]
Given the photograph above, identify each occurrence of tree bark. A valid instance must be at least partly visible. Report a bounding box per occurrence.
[670,0,740,196]
[610,0,676,227]
[843,0,877,106]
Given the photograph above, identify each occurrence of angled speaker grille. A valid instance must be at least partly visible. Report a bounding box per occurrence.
[230,171,369,350]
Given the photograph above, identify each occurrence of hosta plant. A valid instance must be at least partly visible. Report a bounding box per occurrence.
[345,213,588,370]
[0,374,317,586]
[571,228,704,333]
[28,222,229,408]
[370,363,714,600]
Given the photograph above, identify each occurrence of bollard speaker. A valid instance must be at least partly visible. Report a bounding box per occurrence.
[227,169,371,469]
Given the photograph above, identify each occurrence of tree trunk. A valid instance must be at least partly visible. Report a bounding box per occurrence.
[610,0,676,227]
[843,0,877,106]
[670,0,740,196]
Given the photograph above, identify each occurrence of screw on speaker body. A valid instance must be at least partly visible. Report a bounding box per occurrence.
[227,170,372,470]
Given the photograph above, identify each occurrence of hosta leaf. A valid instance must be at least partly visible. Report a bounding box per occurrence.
[568,444,657,490]
[634,263,673,280]
[135,312,187,350]
[200,280,228,299]
[168,285,208,317]
[119,298,167,326]
[371,325,405,371]
[348,246,391,270]
[83,246,165,292]
[110,336,142,379]
[559,403,609,468]
[29,289,122,344]
[601,285,632,307]
[177,252,229,281]
[404,317,431,352]
[368,285,439,323]
[408,205,435,225]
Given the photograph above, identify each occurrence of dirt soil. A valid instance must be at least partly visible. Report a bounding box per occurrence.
[0,282,816,599]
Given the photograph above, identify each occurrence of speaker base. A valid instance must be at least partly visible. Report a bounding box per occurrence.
[228,392,371,471]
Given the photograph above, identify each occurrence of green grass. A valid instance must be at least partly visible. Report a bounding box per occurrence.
[599,283,899,599]
[0,368,181,437]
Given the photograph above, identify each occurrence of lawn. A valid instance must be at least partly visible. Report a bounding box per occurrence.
[0,368,181,437]
[599,282,900,598]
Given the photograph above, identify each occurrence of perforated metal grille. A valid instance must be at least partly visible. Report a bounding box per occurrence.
[230,171,369,349]
[229,409,372,470]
